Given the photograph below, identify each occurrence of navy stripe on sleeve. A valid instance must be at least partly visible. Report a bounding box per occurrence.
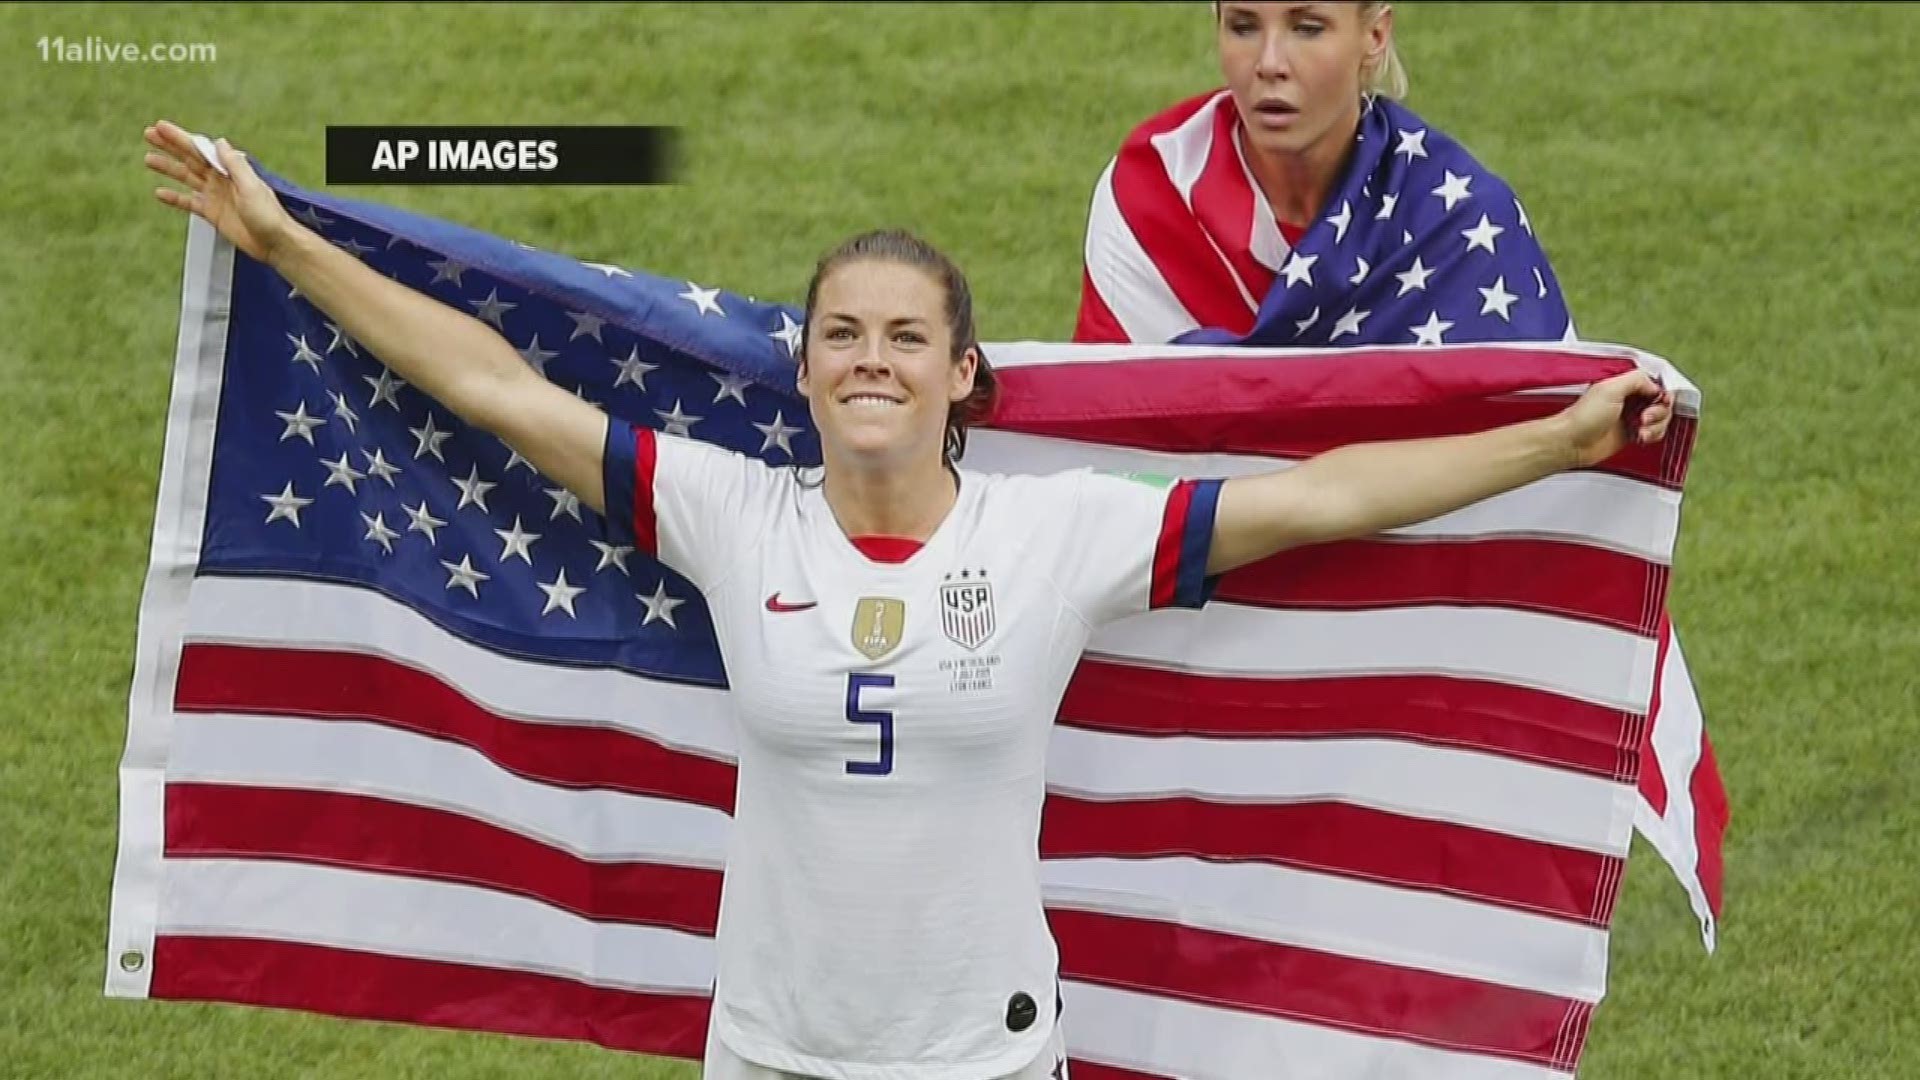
[1174,477,1224,609]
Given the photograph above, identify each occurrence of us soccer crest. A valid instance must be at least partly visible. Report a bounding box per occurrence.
[851,598,906,661]
[940,570,995,651]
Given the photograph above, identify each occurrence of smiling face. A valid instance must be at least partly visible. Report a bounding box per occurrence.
[796,257,979,473]
[1217,1,1392,161]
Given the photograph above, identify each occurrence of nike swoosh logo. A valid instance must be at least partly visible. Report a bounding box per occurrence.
[764,593,817,613]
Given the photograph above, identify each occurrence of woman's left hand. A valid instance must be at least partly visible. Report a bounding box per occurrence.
[1557,369,1675,468]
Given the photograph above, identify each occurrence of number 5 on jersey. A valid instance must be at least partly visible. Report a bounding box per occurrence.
[845,673,895,776]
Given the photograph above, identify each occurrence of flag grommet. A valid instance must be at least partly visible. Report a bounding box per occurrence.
[118,950,145,973]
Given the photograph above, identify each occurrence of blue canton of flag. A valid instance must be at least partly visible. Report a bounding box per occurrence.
[206,165,821,687]
[1179,95,1576,349]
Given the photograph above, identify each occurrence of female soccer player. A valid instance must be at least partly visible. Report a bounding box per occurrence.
[143,120,1672,1080]
[1074,1,1578,346]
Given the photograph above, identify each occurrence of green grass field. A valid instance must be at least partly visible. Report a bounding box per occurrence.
[3,2,1917,1077]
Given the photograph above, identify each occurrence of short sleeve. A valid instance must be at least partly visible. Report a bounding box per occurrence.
[1051,468,1225,627]
[600,416,778,593]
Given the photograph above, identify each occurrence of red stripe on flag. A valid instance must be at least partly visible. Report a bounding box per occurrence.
[150,935,713,1059]
[1074,265,1130,344]
[1109,101,1260,334]
[1061,660,1638,782]
[1048,909,1592,1070]
[165,783,725,935]
[174,643,738,812]
[1189,100,1275,300]
[1691,732,1730,916]
[1220,536,1663,635]
[1150,478,1195,609]
[1040,795,1616,926]
[1066,1062,1166,1080]
[990,347,1690,490]
[1637,616,1675,815]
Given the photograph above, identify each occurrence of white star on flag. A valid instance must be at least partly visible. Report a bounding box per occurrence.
[712,371,753,406]
[538,569,587,618]
[427,257,468,286]
[1394,257,1434,296]
[275,402,325,444]
[287,333,324,372]
[1330,306,1371,341]
[321,452,367,494]
[583,261,631,278]
[679,282,724,317]
[770,312,804,357]
[1281,251,1317,288]
[440,554,490,599]
[656,400,702,437]
[328,391,359,433]
[1330,199,1353,243]
[545,485,583,523]
[360,510,400,554]
[1432,170,1474,212]
[1515,198,1533,235]
[1462,213,1506,256]
[323,321,359,357]
[567,311,606,342]
[292,205,333,230]
[639,580,687,629]
[1478,276,1519,321]
[1348,257,1370,286]
[611,346,657,390]
[590,539,634,575]
[1375,192,1398,220]
[404,501,448,544]
[494,516,541,564]
[517,335,558,374]
[1395,127,1428,162]
[409,414,451,462]
[504,446,534,473]
[362,448,401,486]
[364,368,406,411]
[469,289,517,329]
[1293,306,1320,335]
[260,481,313,527]
[752,411,802,458]
[1411,311,1455,347]
[333,236,377,257]
[452,465,497,512]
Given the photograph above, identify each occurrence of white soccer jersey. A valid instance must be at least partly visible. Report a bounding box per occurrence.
[602,418,1221,1080]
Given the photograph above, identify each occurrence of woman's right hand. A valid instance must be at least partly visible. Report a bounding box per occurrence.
[144,120,298,264]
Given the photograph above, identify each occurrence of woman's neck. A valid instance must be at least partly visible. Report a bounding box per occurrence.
[821,453,958,541]
[1241,99,1364,230]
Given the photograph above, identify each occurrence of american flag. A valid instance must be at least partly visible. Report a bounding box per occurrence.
[107,155,1702,1078]
[1076,88,1726,952]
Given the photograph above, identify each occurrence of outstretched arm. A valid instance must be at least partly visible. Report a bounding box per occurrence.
[143,120,612,516]
[1207,370,1674,575]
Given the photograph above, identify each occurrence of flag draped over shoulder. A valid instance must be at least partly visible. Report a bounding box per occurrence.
[108,158,1702,1078]
[1076,89,1727,950]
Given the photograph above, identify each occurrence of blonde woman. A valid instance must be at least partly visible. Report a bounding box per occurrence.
[1074,1,1577,347]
